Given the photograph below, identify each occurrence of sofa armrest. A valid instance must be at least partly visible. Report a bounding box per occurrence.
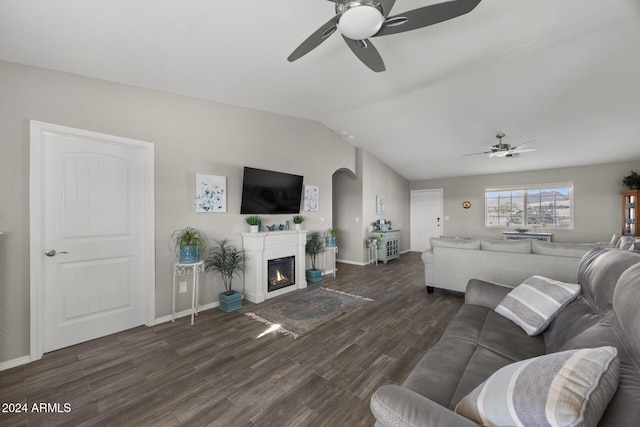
[464,279,513,310]
[371,385,478,427]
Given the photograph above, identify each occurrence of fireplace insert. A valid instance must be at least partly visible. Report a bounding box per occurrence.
[267,256,295,292]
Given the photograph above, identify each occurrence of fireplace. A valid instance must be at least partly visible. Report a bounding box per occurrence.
[268,256,295,292]
[242,229,307,303]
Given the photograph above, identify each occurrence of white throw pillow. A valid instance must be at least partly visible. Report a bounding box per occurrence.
[455,347,620,427]
[495,275,580,336]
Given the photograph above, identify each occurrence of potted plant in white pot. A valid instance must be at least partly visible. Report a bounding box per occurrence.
[245,215,262,233]
[305,231,325,283]
[293,215,306,230]
[169,226,207,264]
[205,238,247,312]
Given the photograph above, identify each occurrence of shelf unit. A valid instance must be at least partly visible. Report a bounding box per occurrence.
[373,230,400,264]
[622,190,640,237]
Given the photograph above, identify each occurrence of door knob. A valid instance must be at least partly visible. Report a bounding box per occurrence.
[45,249,68,257]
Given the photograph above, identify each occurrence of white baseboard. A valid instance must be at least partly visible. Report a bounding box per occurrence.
[153,301,219,325]
[336,258,368,266]
[0,355,31,371]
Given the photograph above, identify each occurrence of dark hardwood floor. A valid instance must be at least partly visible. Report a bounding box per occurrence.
[0,252,464,427]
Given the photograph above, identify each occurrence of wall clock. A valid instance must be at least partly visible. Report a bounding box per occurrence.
[462,201,471,209]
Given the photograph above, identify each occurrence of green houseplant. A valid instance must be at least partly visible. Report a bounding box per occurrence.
[293,215,306,230]
[623,171,640,189]
[205,238,248,312]
[325,228,341,247]
[245,215,262,233]
[169,226,207,264]
[305,231,325,283]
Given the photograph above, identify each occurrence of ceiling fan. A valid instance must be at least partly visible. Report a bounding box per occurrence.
[287,0,482,72]
[464,133,537,158]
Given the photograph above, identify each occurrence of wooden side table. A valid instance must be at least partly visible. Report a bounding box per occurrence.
[172,260,205,325]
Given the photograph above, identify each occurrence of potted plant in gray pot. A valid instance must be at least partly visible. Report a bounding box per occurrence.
[205,238,247,312]
[305,231,325,283]
[169,226,207,264]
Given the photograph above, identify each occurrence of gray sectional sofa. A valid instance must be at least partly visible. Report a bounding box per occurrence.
[371,248,640,426]
[422,237,601,293]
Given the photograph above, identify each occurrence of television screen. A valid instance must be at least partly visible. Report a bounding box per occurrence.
[240,167,304,214]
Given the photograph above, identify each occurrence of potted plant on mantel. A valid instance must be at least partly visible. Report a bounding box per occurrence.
[305,231,325,283]
[245,215,262,233]
[293,215,306,230]
[169,226,207,264]
[205,238,248,312]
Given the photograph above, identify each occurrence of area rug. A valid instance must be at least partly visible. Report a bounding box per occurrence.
[245,287,373,339]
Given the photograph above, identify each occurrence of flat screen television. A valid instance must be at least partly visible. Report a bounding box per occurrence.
[240,167,304,214]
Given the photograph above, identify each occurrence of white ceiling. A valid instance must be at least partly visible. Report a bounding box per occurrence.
[2,0,640,180]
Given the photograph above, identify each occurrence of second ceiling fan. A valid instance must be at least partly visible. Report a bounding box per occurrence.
[288,0,482,72]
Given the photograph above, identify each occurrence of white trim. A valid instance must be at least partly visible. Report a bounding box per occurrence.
[29,121,155,361]
[154,302,219,325]
[0,355,32,371]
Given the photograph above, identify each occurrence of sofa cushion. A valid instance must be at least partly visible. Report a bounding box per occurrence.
[481,238,531,253]
[455,347,620,427]
[430,237,480,250]
[532,240,600,257]
[495,275,581,336]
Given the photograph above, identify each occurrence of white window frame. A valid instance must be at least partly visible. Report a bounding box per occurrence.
[485,182,574,229]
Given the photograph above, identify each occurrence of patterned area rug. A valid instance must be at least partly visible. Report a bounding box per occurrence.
[245,287,372,339]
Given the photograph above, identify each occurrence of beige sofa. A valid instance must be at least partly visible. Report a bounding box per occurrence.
[422,237,602,293]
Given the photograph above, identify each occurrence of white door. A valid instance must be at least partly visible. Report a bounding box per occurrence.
[30,121,155,356]
[410,189,443,252]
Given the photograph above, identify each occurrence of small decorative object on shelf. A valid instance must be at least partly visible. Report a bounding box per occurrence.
[372,219,392,232]
[169,226,207,263]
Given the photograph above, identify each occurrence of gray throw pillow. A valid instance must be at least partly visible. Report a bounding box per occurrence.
[455,346,619,427]
[495,275,580,336]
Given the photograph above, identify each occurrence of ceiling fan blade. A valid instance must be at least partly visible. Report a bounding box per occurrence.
[342,36,386,72]
[462,150,492,156]
[381,0,397,18]
[375,0,481,37]
[489,151,510,158]
[287,14,341,62]
[510,148,536,154]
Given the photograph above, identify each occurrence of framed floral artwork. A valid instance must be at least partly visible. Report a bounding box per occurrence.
[303,185,319,212]
[196,174,226,212]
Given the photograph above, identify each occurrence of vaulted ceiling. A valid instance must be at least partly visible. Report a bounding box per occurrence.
[2,0,640,180]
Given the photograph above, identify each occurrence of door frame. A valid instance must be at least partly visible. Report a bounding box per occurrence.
[29,121,156,361]
[410,189,444,251]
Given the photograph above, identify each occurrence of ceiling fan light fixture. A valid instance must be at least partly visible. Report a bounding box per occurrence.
[338,5,384,40]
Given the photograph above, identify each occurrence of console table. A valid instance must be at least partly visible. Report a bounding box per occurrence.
[502,231,552,242]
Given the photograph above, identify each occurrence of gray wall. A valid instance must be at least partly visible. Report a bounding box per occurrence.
[0,60,361,363]
[410,161,640,243]
[333,149,411,264]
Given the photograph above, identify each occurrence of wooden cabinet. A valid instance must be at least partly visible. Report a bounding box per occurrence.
[622,190,640,236]
[373,231,400,264]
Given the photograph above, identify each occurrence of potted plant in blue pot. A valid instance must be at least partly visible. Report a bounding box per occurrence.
[305,231,325,283]
[205,238,247,312]
[169,226,207,263]
[325,228,341,247]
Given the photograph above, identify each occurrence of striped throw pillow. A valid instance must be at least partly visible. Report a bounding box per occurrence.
[495,275,581,336]
[455,347,620,427]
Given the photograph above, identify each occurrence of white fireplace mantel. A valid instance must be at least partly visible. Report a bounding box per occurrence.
[242,230,307,303]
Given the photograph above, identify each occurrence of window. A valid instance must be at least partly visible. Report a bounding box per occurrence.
[485,183,573,229]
